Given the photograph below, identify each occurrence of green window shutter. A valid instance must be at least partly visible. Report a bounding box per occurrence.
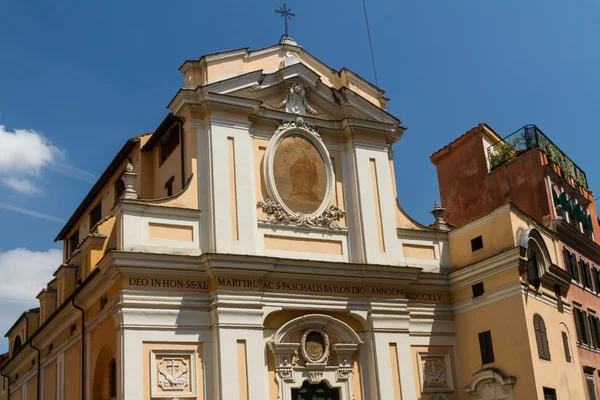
[560,192,569,210]
[575,204,584,222]
[588,214,595,232]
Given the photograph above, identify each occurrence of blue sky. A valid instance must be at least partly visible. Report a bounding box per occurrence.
[1,0,599,351]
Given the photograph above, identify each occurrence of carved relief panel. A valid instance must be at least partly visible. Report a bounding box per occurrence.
[416,352,453,393]
[151,350,197,398]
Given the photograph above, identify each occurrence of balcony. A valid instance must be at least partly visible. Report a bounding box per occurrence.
[487,125,589,190]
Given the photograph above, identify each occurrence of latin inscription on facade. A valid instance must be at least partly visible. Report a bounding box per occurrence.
[125,276,446,303]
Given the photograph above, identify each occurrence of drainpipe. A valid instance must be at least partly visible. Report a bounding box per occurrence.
[178,118,185,189]
[71,298,85,400]
[24,313,41,400]
[0,369,10,400]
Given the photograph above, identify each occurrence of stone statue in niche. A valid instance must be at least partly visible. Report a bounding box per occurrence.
[269,83,320,116]
[158,357,189,389]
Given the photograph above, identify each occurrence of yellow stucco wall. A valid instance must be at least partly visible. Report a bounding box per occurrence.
[523,297,586,399]
[27,375,37,400]
[454,294,538,399]
[449,208,515,270]
[64,341,81,400]
[44,360,57,400]
[451,270,520,303]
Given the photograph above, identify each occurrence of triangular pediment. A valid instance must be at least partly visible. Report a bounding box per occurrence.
[201,62,400,125]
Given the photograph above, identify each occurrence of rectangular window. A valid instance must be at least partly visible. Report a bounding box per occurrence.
[68,229,79,255]
[575,307,589,344]
[471,236,483,252]
[562,331,572,362]
[165,175,175,197]
[565,248,580,282]
[90,202,102,228]
[472,282,485,298]
[587,375,597,400]
[100,296,108,310]
[543,387,557,400]
[159,128,180,165]
[583,259,594,290]
[555,285,563,313]
[70,324,77,335]
[478,330,495,364]
[590,314,599,348]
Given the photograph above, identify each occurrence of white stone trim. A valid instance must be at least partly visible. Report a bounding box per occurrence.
[448,247,521,290]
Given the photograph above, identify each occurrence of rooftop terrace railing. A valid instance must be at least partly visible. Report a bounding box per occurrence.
[487,124,588,190]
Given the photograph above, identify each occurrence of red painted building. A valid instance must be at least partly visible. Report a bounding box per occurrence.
[431,123,600,399]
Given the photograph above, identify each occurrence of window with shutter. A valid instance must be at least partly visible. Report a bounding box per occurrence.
[478,330,495,365]
[534,314,551,360]
[587,375,598,400]
[527,251,541,289]
[575,308,586,343]
[572,252,580,281]
[583,311,592,345]
[583,259,594,290]
[590,315,599,348]
[562,331,572,362]
[594,267,600,293]
[565,248,579,282]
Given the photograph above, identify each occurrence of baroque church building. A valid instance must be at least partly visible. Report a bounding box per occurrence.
[0,38,591,400]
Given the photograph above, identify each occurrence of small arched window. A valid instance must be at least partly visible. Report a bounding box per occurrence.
[108,358,117,398]
[12,335,22,354]
[534,314,551,360]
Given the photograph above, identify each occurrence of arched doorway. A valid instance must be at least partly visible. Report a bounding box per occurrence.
[92,345,117,399]
[292,381,339,400]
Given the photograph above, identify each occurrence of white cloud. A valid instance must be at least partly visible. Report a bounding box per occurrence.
[0,125,61,176]
[1,177,41,194]
[0,125,97,194]
[0,248,62,300]
[0,248,62,348]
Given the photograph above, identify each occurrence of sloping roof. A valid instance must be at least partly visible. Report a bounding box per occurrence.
[4,308,39,338]
[55,138,140,241]
[141,113,181,152]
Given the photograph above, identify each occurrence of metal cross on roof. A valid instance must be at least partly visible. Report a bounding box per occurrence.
[275,3,295,39]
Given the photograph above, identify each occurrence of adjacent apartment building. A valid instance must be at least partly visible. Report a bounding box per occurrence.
[432,123,600,399]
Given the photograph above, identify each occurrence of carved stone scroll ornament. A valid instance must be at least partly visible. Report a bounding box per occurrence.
[266,83,320,116]
[258,198,344,229]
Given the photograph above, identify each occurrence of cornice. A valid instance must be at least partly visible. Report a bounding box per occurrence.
[553,219,600,264]
[449,247,521,290]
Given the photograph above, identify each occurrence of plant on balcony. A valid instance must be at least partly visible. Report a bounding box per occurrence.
[489,141,516,168]
[574,174,588,190]
[545,142,559,164]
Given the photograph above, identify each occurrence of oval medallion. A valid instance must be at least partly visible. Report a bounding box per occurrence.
[305,331,325,361]
[272,135,327,214]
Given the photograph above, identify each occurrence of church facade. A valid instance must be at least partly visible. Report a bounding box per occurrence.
[0,38,593,400]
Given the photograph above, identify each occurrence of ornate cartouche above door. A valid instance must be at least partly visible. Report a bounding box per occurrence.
[258,117,344,229]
